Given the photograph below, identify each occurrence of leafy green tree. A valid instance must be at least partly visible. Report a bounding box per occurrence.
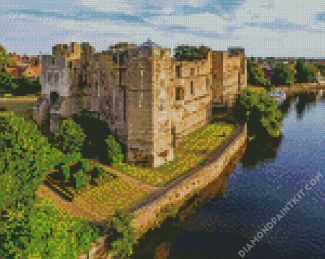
[105,135,124,165]
[174,45,210,61]
[54,119,86,154]
[234,87,283,138]
[14,76,41,95]
[26,198,100,258]
[247,60,271,88]
[0,44,14,68]
[0,113,62,258]
[295,59,317,83]
[0,71,18,94]
[107,210,136,259]
[73,113,111,160]
[271,63,295,86]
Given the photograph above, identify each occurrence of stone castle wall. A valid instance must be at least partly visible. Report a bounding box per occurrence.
[34,42,247,167]
[131,124,247,233]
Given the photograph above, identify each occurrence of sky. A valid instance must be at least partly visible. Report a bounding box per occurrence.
[1,0,324,57]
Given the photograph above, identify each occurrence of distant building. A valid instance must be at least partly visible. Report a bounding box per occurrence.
[5,53,41,80]
[33,41,247,167]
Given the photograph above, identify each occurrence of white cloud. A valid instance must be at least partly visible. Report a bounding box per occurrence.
[1,0,324,56]
[232,0,325,26]
[76,0,208,14]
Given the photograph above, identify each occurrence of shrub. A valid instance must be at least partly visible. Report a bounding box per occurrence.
[106,210,136,259]
[60,163,70,180]
[74,170,85,191]
[54,119,86,154]
[0,106,6,111]
[92,166,105,179]
[105,135,124,165]
[78,159,90,172]
[61,152,81,165]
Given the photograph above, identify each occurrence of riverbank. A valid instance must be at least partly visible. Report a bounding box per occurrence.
[79,124,247,258]
[130,92,325,259]
[275,83,325,96]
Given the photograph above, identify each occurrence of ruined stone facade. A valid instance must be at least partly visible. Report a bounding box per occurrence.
[33,41,246,167]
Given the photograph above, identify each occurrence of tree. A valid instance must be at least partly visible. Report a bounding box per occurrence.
[0,44,14,68]
[0,113,62,257]
[107,210,136,259]
[234,87,283,138]
[174,45,210,61]
[81,42,94,54]
[73,113,111,159]
[14,76,41,96]
[271,63,295,86]
[54,119,86,154]
[0,71,18,94]
[26,198,100,258]
[295,59,317,83]
[105,135,124,165]
[247,60,271,89]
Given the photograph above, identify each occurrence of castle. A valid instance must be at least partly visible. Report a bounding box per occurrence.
[33,40,246,167]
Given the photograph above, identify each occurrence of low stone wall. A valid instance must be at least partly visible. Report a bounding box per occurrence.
[131,124,247,233]
[80,124,247,258]
[275,83,325,96]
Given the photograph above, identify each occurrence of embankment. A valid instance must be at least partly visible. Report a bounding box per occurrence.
[80,124,247,259]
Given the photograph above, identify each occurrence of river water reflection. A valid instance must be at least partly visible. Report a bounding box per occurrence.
[132,92,325,259]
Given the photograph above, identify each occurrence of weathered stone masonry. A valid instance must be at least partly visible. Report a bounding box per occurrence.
[33,41,247,167]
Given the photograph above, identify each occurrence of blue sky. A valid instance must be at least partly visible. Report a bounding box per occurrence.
[1,0,324,57]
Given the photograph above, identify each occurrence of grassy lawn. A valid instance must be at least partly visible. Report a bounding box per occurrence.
[0,96,37,119]
[114,122,235,187]
[73,178,147,219]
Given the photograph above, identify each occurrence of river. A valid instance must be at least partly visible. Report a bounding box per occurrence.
[131,92,325,259]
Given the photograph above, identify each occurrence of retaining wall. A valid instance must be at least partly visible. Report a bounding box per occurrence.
[80,124,247,258]
[131,124,247,233]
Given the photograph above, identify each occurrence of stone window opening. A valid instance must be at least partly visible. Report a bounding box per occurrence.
[190,68,195,76]
[190,81,194,95]
[175,87,184,101]
[175,65,181,77]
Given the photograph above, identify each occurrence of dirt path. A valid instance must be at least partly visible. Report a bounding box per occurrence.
[91,161,160,194]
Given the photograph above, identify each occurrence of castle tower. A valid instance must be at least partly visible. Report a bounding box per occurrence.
[126,40,174,167]
[33,43,82,131]
[228,47,247,89]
